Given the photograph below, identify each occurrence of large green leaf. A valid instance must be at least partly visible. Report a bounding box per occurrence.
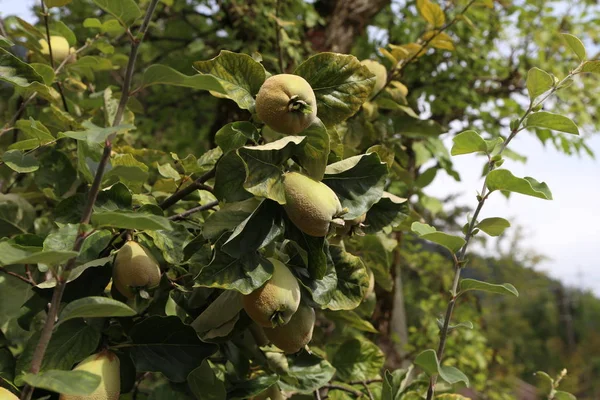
[202,198,260,240]
[450,130,487,156]
[187,361,226,400]
[144,224,193,265]
[141,64,226,93]
[279,352,336,394]
[0,48,58,101]
[323,153,387,219]
[15,320,100,384]
[414,349,469,386]
[193,50,266,110]
[458,278,518,297]
[92,210,172,230]
[411,222,465,254]
[331,337,384,381]
[0,241,78,266]
[190,290,242,341]
[92,0,141,26]
[525,111,579,135]
[382,368,412,400]
[327,310,378,333]
[214,122,261,154]
[326,245,370,310]
[364,192,408,234]
[476,217,510,237]
[1,150,39,173]
[561,33,586,61]
[485,169,552,200]
[581,60,600,74]
[284,218,327,280]
[194,247,273,294]
[58,296,136,324]
[22,370,101,395]
[61,121,135,144]
[222,200,284,258]
[295,53,375,126]
[214,151,254,203]
[128,316,218,382]
[238,136,305,204]
[526,67,554,100]
[227,375,279,400]
[295,118,330,181]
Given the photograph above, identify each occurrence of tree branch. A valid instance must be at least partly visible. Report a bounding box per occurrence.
[0,268,35,285]
[19,3,161,399]
[168,200,219,221]
[159,168,216,210]
[323,383,365,397]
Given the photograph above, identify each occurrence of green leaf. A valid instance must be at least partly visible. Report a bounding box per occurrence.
[214,152,254,203]
[459,278,518,297]
[0,242,78,266]
[364,192,408,234]
[382,368,412,400]
[59,296,136,323]
[485,169,552,200]
[15,320,101,385]
[581,60,600,74]
[534,371,554,396]
[561,33,586,61]
[326,245,370,310]
[295,118,330,181]
[414,349,469,386]
[526,67,554,100]
[323,153,388,219]
[0,48,58,101]
[295,53,375,126]
[331,337,385,382]
[284,219,328,280]
[279,352,336,394]
[327,310,378,333]
[128,316,218,382]
[525,112,579,135]
[554,391,577,400]
[190,290,242,341]
[202,198,260,241]
[451,130,487,156]
[1,150,39,173]
[215,122,260,154]
[187,361,226,400]
[193,50,266,110]
[476,217,510,237]
[417,0,445,27]
[411,222,465,254]
[227,375,279,400]
[238,136,305,204]
[222,200,283,259]
[140,64,226,93]
[44,0,73,7]
[22,370,101,395]
[194,247,273,294]
[92,0,142,27]
[61,121,135,144]
[92,210,172,230]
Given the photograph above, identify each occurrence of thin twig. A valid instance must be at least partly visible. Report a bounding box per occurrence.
[168,200,219,221]
[159,167,216,210]
[323,384,364,397]
[425,62,585,400]
[372,0,477,101]
[362,381,375,400]
[314,389,322,400]
[0,268,35,285]
[19,3,161,399]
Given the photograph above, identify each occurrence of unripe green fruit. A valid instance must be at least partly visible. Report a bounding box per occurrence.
[283,172,343,237]
[113,240,161,299]
[243,258,301,327]
[255,74,317,135]
[38,36,74,63]
[0,387,19,400]
[360,60,387,97]
[60,351,120,400]
[264,304,315,354]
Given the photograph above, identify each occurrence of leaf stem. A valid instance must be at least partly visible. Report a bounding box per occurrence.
[19,3,160,399]
[425,61,586,400]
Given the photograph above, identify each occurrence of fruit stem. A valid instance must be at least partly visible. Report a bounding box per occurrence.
[288,96,313,115]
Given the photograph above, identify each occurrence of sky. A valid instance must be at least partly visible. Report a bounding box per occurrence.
[2,1,599,295]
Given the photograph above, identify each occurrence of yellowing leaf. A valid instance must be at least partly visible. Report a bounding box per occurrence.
[417,0,446,28]
[379,47,397,65]
[389,43,427,60]
[422,31,455,51]
[390,81,409,97]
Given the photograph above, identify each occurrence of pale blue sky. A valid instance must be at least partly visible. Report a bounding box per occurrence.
[2,0,599,295]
